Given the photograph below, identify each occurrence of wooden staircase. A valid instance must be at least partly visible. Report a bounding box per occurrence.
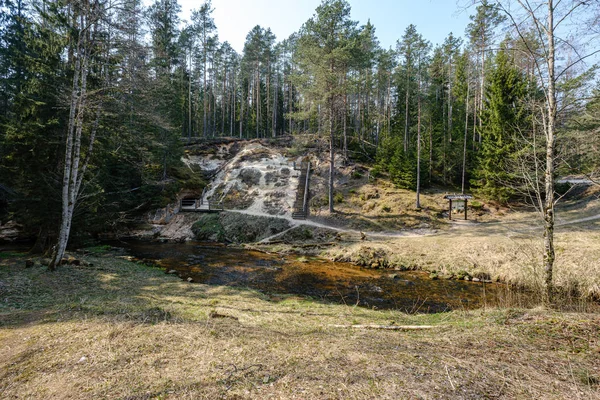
[292,161,311,220]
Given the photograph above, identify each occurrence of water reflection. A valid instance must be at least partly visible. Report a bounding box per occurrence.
[108,240,516,313]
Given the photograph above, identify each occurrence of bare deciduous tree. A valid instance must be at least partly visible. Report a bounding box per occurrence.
[470,0,600,302]
[50,0,109,270]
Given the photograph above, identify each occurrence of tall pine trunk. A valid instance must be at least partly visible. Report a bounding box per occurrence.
[416,56,422,209]
[203,41,208,138]
[462,76,470,194]
[404,63,411,153]
[328,63,335,213]
[239,80,244,138]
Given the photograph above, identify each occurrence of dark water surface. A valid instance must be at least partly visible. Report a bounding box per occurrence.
[109,240,516,313]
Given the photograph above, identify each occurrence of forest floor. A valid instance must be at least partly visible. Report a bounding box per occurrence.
[1,251,599,399]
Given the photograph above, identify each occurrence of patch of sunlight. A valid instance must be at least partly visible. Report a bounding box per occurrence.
[98,273,118,282]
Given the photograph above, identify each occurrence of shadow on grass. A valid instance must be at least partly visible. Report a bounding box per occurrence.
[0,252,221,328]
[0,245,503,329]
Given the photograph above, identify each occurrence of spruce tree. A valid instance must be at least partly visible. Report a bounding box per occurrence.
[472,48,528,203]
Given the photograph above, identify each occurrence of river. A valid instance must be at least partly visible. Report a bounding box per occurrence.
[109,240,522,313]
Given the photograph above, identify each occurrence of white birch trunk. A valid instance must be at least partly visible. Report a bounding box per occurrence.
[543,0,557,302]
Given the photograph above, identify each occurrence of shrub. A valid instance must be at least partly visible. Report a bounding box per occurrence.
[192,214,226,242]
[334,192,344,204]
[470,200,484,211]
[351,171,363,179]
[370,166,382,179]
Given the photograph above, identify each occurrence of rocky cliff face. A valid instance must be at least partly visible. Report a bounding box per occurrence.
[185,141,301,217]
[144,140,303,242]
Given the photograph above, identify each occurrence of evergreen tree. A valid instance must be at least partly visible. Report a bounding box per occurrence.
[190,1,216,138]
[0,1,67,251]
[295,0,358,212]
[147,0,183,180]
[467,0,506,144]
[472,48,528,203]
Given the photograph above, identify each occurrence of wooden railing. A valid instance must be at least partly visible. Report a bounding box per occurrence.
[292,161,311,220]
[180,197,223,212]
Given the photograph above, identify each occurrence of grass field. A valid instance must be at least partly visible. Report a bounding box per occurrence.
[323,218,600,302]
[1,252,599,399]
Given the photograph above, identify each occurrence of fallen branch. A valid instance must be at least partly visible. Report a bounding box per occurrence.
[329,324,435,330]
[295,242,338,248]
[209,311,239,321]
[242,245,275,255]
[258,240,288,245]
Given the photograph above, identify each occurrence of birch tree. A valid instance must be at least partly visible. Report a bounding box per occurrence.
[49,0,109,269]
[480,0,600,302]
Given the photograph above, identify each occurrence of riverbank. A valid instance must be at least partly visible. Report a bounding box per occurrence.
[1,251,599,399]
[113,137,600,302]
[250,203,600,302]
[126,204,600,302]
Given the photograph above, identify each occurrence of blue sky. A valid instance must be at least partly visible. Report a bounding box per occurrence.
[176,0,473,52]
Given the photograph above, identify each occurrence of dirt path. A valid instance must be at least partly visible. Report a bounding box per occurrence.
[227,209,437,242]
[556,213,600,226]
[231,207,600,244]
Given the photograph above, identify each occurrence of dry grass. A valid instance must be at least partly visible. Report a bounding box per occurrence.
[323,218,600,301]
[280,169,600,300]
[1,252,599,399]
[306,166,523,232]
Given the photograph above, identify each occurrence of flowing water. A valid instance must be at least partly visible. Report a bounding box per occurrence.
[109,240,521,313]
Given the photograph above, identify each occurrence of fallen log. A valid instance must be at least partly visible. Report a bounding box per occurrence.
[329,324,435,330]
[242,245,275,255]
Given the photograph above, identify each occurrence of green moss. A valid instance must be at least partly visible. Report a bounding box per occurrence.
[170,165,207,192]
[81,245,112,254]
[0,251,26,259]
[219,212,291,243]
[192,214,226,242]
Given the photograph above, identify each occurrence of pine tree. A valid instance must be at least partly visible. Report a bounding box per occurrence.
[467,0,505,145]
[190,1,216,138]
[295,0,358,212]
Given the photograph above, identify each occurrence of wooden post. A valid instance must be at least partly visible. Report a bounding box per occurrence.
[449,199,452,221]
[464,199,468,220]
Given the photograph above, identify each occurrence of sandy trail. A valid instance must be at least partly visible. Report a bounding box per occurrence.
[226,208,437,243]
[230,206,600,244]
